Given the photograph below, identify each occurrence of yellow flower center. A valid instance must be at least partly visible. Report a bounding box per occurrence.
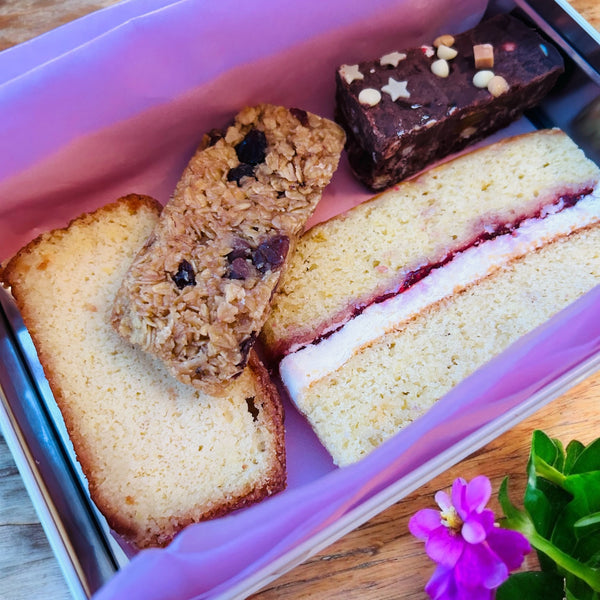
[440,507,463,533]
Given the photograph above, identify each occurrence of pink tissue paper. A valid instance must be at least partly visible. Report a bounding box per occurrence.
[2,1,600,599]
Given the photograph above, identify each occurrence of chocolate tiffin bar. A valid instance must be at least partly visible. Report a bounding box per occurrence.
[335,14,564,190]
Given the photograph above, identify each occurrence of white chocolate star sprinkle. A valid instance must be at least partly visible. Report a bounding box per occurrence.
[339,64,364,84]
[380,51,407,67]
[381,77,411,101]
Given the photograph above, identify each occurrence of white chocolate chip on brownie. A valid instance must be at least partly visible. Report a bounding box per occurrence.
[473,70,495,88]
[380,51,407,67]
[488,75,510,97]
[437,44,458,61]
[339,64,364,84]
[431,59,450,78]
[358,88,382,106]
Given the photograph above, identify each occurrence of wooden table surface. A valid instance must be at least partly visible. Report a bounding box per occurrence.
[1,1,599,599]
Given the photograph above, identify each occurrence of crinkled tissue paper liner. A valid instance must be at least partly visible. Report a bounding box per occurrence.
[1,0,599,598]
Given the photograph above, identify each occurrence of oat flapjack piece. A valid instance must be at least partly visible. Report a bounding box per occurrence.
[112,104,345,393]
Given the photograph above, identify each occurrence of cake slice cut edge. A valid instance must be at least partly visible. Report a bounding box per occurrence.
[279,186,600,402]
[288,224,600,466]
[0,194,286,548]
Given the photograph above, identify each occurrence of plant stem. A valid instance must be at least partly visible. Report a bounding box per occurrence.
[533,458,566,488]
[530,530,600,591]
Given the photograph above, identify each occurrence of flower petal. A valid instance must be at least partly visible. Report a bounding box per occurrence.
[435,490,453,513]
[425,565,455,600]
[457,585,494,600]
[455,542,509,589]
[465,475,492,513]
[425,527,464,567]
[462,508,495,543]
[451,477,469,520]
[478,509,496,533]
[409,509,442,540]
[487,527,531,570]
[427,565,495,600]
[461,517,486,544]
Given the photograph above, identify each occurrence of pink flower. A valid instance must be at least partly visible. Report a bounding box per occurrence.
[409,476,530,600]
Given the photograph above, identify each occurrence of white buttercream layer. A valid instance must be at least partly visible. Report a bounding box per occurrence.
[280,188,600,404]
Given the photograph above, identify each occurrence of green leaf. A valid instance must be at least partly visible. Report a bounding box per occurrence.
[574,512,600,543]
[525,478,571,539]
[498,477,535,537]
[555,438,567,472]
[516,431,600,594]
[497,571,564,599]
[565,571,600,600]
[575,513,600,530]
[566,441,586,475]
[498,476,520,518]
[553,473,600,559]
[530,449,567,487]
[585,549,600,570]
[530,430,565,471]
[571,513,600,560]
[570,438,600,474]
[527,530,600,591]
[524,431,571,540]
[563,472,600,511]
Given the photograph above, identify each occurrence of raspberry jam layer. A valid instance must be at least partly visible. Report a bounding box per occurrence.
[278,188,594,359]
[280,186,600,404]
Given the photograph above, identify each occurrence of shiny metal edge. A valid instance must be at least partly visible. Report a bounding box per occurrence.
[0,403,88,600]
[515,0,600,84]
[0,290,120,597]
[0,0,599,598]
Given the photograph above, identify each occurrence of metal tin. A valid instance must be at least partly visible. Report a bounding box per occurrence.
[0,1,599,597]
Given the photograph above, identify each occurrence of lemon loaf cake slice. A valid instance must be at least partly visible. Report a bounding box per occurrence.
[261,129,600,466]
[1,195,286,548]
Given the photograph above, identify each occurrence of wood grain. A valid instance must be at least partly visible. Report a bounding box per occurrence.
[566,0,600,27]
[0,1,598,599]
[0,434,72,599]
[0,0,119,51]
